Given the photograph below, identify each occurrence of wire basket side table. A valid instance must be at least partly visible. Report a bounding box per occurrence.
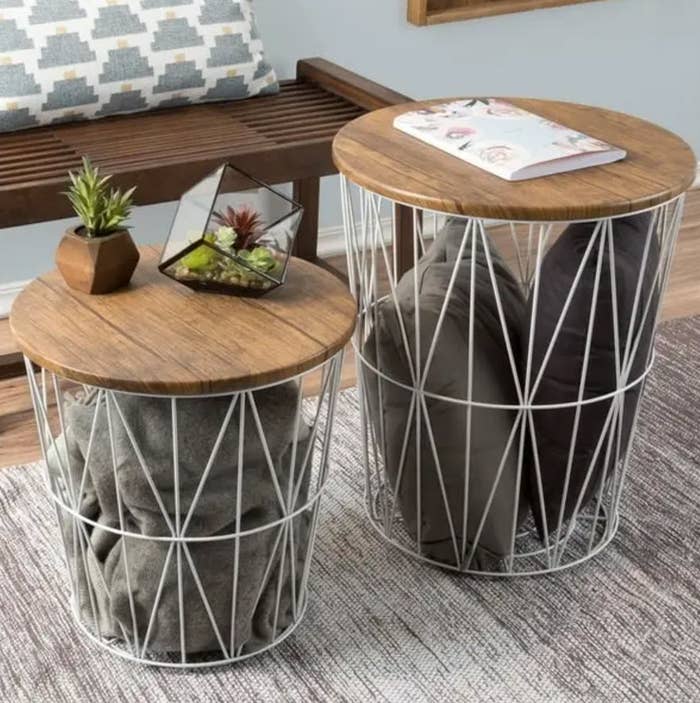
[333,98,696,576]
[10,249,356,666]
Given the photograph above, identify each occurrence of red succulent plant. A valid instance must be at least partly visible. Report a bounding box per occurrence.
[212,204,265,250]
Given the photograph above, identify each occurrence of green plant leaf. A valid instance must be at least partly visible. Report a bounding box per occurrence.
[63,157,137,237]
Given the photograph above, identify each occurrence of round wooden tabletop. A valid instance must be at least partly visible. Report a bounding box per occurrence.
[333,98,697,221]
[10,247,356,396]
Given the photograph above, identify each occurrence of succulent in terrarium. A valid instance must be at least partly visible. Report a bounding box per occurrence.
[212,204,264,250]
[172,205,283,290]
[242,246,277,272]
[215,226,237,249]
[160,163,303,297]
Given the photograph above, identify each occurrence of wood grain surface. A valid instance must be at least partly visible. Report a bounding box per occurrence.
[333,98,697,221]
[10,247,356,396]
[0,58,410,375]
[3,188,700,468]
[0,58,410,230]
[408,0,604,25]
[0,74,361,228]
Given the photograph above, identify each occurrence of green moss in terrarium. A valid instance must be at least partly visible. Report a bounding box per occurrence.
[180,233,218,272]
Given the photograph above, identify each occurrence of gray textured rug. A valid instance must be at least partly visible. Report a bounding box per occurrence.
[0,316,698,703]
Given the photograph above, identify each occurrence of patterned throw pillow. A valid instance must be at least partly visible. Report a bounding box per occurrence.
[0,0,278,132]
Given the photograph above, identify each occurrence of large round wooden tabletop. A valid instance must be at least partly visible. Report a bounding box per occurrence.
[333,98,696,221]
[10,247,356,396]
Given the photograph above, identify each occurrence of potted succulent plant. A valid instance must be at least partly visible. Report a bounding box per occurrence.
[56,157,139,295]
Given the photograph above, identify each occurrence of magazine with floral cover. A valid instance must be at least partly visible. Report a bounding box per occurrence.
[393,99,626,181]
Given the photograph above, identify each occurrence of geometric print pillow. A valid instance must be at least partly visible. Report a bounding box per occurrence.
[0,0,278,132]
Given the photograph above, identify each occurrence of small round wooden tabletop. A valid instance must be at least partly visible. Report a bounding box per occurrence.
[10,247,356,396]
[333,98,697,221]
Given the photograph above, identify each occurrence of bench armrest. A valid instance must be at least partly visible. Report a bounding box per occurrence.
[297,58,410,111]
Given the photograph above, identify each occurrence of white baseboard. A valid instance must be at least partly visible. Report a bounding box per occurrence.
[317,218,396,258]
[316,223,348,259]
[0,279,30,320]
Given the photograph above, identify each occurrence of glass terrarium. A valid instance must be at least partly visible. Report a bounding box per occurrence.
[159,164,303,297]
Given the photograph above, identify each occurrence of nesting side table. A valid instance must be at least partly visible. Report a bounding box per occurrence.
[334,98,696,576]
[10,248,356,667]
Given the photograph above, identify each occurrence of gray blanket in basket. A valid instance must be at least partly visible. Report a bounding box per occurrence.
[48,383,312,655]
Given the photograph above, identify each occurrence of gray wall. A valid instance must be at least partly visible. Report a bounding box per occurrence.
[1,0,698,283]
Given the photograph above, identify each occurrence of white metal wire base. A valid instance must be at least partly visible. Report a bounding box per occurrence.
[341,174,684,576]
[25,354,342,667]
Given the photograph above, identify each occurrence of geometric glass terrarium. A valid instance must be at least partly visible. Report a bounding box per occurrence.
[159,163,303,297]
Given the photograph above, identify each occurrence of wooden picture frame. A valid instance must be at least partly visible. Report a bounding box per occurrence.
[408,0,604,26]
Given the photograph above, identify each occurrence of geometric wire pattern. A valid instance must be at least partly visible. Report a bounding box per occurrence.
[340,174,685,576]
[24,353,343,667]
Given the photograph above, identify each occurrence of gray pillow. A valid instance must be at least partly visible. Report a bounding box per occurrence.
[0,0,278,132]
[364,218,528,567]
[525,213,658,540]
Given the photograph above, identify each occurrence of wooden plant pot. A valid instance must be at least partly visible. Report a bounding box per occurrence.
[55,227,140,295]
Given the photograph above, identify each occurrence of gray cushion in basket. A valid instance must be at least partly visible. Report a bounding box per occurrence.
[364,218,528,566]
[525,212,659,539]
[48,382,311,655]
[0,0,278,132]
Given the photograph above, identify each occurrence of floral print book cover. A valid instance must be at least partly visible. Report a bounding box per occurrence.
[393,98,626,181]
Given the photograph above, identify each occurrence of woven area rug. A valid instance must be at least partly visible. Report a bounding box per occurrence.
[0,316,698,703]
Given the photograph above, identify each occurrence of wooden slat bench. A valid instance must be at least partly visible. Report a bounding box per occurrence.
[0,58,411,376]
